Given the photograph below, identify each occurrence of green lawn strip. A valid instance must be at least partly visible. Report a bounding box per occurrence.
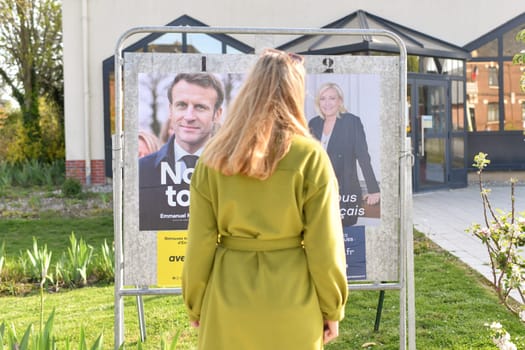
[413,232,524,349]
[0,215,113,261]
[0,286,195,349]
[324,231,525,349]
[1,223,524,349]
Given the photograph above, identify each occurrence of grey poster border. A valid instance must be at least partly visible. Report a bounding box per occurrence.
[113,26,413,350]
[124,55,397,285]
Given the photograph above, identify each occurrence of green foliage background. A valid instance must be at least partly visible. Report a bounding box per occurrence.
[0,98,64,163]
[0,0,64,164]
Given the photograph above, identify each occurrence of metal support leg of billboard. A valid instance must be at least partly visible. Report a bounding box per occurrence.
[113,26,412,350]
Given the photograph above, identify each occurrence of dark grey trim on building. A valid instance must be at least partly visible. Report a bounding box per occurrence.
[278,9,470,59]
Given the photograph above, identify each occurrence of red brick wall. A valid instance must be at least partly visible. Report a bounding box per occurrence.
[66,159,106,185]
[91,160,106,184]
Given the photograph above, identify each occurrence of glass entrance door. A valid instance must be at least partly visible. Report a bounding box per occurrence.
[409,79,449,192]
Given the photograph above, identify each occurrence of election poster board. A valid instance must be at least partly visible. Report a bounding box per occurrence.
[122,52,400,287]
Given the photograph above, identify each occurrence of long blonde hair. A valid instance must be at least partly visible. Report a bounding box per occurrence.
[201,49,311,180]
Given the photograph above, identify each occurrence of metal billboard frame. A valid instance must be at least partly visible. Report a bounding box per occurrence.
[113,25,413,349]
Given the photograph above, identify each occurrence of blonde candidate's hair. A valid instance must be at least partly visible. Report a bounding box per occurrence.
[201,49,311,180]
[138,131,161,155]
[314,82,348,119]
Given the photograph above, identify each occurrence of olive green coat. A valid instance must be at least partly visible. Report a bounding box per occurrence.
[182,135,348,350]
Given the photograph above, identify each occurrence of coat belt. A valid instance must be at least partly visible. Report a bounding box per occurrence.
[219,235,303,251]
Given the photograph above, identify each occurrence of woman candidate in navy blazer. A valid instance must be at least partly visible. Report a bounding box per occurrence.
[308,82,380,226]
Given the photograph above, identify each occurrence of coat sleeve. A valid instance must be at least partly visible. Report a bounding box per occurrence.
[182,164,218,322]
[302,152,348,321]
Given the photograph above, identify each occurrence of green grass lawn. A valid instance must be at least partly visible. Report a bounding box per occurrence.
[1,213,524,349]
[1,215,113,259]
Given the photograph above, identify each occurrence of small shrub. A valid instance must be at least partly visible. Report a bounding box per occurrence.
[98,191,112,205]
[0,160,65,188]
[0,98,64,164]
[467,152,525,320]
[1,258,27,287]
[65,233,93,286]
[25,237,53,284]
[13,162,32,187]
[46,160,65,186]
[0,111,26,163]
[0,162,11,189]
[62,178,83,198]
[16,253,31,281]
[48,257,65,291]
[92,240,114,283]
[0,234,115,295]
[28,195,41,210]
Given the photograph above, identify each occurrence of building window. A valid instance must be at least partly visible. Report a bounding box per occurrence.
[488,66,498,87]
[522,102,525,128]
[484,102,500,131]
[466,62,501,132]
[503,62,525,130]
[451,80,465,131]
[467,107,476,132]
[478,102,500,131]
[487,103,499,122]
[412,56,465,76]
[465,12,525,133]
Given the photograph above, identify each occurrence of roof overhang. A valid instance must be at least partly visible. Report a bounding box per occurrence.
[278,10,470,60]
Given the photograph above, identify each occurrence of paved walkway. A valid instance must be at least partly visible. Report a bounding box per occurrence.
[412,182,525,302]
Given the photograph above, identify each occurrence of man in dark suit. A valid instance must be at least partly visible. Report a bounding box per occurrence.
[139,73,224,230]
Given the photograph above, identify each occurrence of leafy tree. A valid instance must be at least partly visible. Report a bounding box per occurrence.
[0,0,63,162]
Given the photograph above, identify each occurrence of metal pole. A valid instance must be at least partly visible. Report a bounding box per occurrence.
[405,137,416,350]
[113,30,125,349]
[374,290,386,332]
[112,132,124,349]
[136,294,146,342]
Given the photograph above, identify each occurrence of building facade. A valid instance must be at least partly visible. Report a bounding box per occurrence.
[62,1,525,191]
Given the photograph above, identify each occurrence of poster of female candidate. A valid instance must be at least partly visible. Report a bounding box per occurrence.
[306,74,381,227]
[305,73,382,280]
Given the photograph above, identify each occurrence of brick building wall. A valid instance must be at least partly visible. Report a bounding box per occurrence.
[66,159,106,185]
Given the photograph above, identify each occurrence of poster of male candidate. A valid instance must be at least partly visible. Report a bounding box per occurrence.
[136,71,243,285]
[137,72,239,231]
